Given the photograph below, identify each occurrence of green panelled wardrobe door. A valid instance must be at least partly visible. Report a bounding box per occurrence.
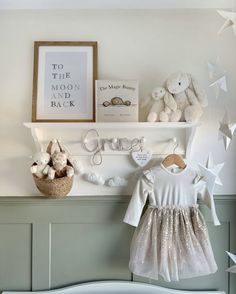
[50,223,132,288]
[0,224,32,291]
[0,197,235,293]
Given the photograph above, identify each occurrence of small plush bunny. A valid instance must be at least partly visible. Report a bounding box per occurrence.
[146,87,181,122]
[31,151,51,179]
[48,150,74,180]
[166,72,208,122]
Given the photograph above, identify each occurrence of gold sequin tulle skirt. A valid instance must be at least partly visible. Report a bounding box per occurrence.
[129,205,217,282]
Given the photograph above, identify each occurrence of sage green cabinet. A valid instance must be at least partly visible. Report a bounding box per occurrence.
[0,196,235,293]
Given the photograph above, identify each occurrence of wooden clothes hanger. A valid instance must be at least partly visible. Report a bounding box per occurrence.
[162,140,187,169]
[162,154,186,169]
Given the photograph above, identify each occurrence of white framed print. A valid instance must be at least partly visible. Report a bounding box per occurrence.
[96,80,139,122]
[32,41,97,122]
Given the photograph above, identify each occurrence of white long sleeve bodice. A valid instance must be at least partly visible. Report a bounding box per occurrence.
[124,164,220,227]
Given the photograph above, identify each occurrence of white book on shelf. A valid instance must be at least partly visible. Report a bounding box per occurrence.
[96,80,139,122]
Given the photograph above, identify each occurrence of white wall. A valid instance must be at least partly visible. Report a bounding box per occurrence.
[1,9,236,196]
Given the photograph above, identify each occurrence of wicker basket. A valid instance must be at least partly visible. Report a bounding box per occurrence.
[32,140,74,198]
[33,174,73,198]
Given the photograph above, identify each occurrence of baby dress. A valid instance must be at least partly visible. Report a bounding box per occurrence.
[123,164,220,282]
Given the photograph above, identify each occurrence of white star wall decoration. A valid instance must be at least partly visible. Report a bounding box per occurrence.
[198,153,224,196]
[209,76,227,97]
[219,111,236,150]
[217,10,236,35]
[207,58,228,99]
[226,251,236,273]
[207,58,224,79]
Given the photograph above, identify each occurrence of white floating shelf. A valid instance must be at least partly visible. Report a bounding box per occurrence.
[24,122,199,158]
[25,121,199,196]
[24,122,199,129]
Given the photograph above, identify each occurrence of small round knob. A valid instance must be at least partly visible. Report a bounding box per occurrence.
[140,137,146,144]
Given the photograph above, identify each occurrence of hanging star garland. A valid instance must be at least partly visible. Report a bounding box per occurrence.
[198,153,224,196]
[209,76,227,97]
[226,251,236,273]
[219,111,236,150]
[207,58,225,79]
[207,58,228,99]
[217,10,236,36]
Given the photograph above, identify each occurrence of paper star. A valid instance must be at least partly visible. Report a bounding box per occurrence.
[217,10,236,35]
[207,58,225,79]
[198,153,224,195]
[207,58,227,99]
[209,76,227,96]
[226,251,236,273]
[219,111,236,150]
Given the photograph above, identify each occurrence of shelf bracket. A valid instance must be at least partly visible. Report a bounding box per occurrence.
[31,127,44,152]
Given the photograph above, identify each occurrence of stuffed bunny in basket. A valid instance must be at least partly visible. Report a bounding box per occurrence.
[48,143,74,180]
[165,72,208,122]
[30,151,51,179]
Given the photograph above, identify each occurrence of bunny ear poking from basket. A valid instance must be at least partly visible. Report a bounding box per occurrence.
[46,141,54,155]
[57,140,64,153]
[56,140,70,158]
[46,139,62,155]
[56,140,76,170]
[58,140,85,175]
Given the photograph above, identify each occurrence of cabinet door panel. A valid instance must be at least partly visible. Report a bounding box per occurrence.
[50,223,132,288]
[0,224,32,291]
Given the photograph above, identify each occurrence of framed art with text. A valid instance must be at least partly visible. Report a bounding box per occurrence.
[32,41,97,122]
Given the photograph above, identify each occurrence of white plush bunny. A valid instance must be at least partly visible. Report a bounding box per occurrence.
[48,150,74,180]
[146,87,180,122]
[166,72,208,122]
